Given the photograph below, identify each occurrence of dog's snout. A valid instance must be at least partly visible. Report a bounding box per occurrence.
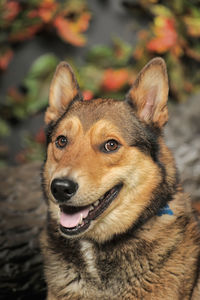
[51,178,78,202]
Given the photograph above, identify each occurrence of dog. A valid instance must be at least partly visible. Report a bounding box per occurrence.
[41,58,200,299]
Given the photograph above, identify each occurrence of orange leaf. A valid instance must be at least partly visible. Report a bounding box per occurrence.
[38,1,58,23]
[147,17,177,53]
[0,49,13,71]
[41,0,55,4]
[75,12,91,32]
[83,90,94,101]
[38,8,53,22]
[101,69,129,92]
[54,16,86,47]
[3,1,20,22]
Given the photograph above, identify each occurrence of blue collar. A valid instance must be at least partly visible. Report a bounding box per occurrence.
[157,204,174,217]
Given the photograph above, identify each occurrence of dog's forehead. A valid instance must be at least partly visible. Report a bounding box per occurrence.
[67,98,141,139]
[54,98,146,145]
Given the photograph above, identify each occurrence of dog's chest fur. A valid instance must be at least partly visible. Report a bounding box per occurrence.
[42,193,200,300]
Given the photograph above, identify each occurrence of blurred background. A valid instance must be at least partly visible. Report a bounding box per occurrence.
[0,0,200,167]
[0,1,200,299]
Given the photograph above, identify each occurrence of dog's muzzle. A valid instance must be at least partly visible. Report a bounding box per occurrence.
[50,177,123,237]
[51,178,78,203]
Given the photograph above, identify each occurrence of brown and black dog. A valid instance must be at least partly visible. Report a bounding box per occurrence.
[41,58,200,299]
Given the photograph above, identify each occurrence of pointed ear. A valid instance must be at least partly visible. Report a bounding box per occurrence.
[45,62,82,124]
[126,57,169,128]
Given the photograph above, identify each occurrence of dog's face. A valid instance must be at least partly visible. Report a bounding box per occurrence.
[43,58,176,243]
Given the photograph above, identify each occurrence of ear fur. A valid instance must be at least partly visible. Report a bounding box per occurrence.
[126,57,169,128]
[45,62,82,124]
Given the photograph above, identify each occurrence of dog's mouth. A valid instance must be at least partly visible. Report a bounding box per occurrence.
[59,183,123,236]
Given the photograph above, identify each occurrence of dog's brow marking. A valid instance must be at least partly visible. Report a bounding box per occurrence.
[80,240,100,282]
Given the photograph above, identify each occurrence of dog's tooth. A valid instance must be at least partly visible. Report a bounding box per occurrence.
[78,213,83,225]
[89,205,94,212]
[94,200,100,207]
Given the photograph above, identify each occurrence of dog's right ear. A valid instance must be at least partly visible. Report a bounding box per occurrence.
[45,62,82,125]
[125,58,169,128]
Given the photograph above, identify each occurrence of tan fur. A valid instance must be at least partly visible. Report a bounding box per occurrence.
[41,58,200,299]
[127,58,169,127]
[41,192,200,299]
[43,116,161,243]
[45,62,80,124]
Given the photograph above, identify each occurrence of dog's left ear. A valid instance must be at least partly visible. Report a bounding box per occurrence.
[45,62,82,124]
[126,57,169,128]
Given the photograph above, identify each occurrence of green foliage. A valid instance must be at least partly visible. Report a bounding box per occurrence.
[133,0,200,100]
[87,38,132,68]
[6,54,59,120]
[79,64,103,93]
[1,0,200,165]
[0,118,11,137]
[0,0,91,70]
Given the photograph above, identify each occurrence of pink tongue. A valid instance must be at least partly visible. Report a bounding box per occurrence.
[60,207,90,228]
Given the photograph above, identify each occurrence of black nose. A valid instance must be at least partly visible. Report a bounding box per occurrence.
[51,178,78,203]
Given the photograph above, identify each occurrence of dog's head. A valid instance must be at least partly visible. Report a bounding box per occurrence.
[42,58,177,243]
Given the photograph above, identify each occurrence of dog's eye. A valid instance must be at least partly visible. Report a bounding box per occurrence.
[103,140,120,153]
[55,135,68,149]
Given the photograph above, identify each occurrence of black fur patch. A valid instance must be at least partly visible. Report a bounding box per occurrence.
[130,123,161,163]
